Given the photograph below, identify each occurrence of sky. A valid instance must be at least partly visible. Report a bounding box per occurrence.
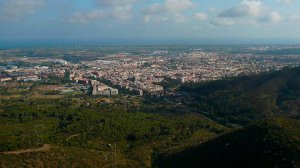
[1,0,300,45]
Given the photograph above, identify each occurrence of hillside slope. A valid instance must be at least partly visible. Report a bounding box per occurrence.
[155,118,300,168]
[180,66,300,124]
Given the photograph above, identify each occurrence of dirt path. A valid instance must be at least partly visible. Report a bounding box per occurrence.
[66,133,81,141]
[66,127,94,141]
[1,144,51,155]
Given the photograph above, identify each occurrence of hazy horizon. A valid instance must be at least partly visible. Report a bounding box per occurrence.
[2,38,300,49]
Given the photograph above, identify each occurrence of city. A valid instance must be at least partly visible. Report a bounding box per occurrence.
[1,46,300,96]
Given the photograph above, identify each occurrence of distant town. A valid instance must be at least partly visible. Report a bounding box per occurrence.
[1,46,300,96]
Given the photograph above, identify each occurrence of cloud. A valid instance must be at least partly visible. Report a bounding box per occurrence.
[217,0,282,26]
[195,13,207,21]
[69,9,107,24]
[210,18,236,26]
[69,6,133,23]
[219,0,263,18]
[288,14,300,22]
[142,0,193,23]
[269,12,282,23]
[95,0,138,7]
[165,0,194,13]
[69,0,135,23]
[173,13,186,23]
[260,11,282,23]
[142,3,164,15]
[277,0,292,4]
[142,0,193,15]
[0,0,44,21]
[143,15,151,23]
[110,5,133,20]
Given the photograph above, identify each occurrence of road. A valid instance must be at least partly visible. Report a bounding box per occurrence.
[1,144,51,155]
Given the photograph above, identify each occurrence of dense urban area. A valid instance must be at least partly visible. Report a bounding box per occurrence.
[1,46,300,96]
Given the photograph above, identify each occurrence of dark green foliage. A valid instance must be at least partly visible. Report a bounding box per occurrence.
[158,77,181,90]
[0,97,222,152]
[180,67,300,125]
[155,118,300,168]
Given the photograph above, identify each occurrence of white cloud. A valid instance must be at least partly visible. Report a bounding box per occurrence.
[288,14,300,22]
[165,0,194,13]
[211,18,262,27]
[69,0,135,23]
[142,3,164,15]
[219,0,263,18]
[141,0,193,23]
[270,12,282,23]
[69,9,107,24]
[0,0,44,21]
[217,0,282,26]
[111,5,133,20]
[277,0,292,4]
[95,0,138,7]
[173,13,186,23]
[195,13,207,21]
[258,11,282,23]
[142,0,193,15]
[69,5,133,23]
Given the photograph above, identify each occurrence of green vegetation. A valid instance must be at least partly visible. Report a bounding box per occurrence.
[155,118,300,168]
[0,91,224,167]
[157,77,181,91]
[180,67,300,125]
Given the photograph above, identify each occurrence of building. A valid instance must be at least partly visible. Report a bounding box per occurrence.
[16,75,40,82]
[0,77,12,82]
[92,81,118,96]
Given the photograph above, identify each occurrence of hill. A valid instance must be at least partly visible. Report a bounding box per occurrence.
[0,93,225,167]
[180,66,300,124]
[155,118,300,168]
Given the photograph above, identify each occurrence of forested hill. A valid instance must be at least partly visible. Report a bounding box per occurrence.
[155,118,300,168]
[180,66,300,125]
